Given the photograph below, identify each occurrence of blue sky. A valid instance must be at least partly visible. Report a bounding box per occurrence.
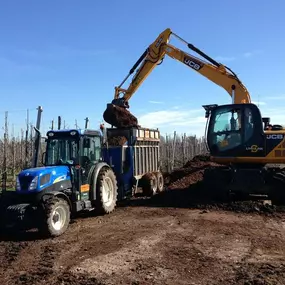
[0,0,285,138]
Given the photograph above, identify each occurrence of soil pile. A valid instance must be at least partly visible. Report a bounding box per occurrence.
[164,154,222,190]
[184,153,211,164]
[156,154,285,215]
[103,104,139,128]
[201,200,285,214]
[107,136,127,146]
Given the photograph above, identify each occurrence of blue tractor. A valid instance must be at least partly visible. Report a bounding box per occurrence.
[0,126,163,237]
[0,128,119,237]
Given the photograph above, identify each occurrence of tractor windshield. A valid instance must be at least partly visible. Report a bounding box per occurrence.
[45,138,79,166]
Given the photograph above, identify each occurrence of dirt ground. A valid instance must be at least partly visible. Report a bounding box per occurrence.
[1,156,285,285]
[1,196,285,285]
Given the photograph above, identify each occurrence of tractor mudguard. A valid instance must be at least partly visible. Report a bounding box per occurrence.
[41,191,72,210]
[88,162,111,201]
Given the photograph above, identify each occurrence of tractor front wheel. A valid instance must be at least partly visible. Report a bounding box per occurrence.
[39,197,70,237]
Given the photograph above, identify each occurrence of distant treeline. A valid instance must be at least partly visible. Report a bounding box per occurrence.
[0,123,206,190]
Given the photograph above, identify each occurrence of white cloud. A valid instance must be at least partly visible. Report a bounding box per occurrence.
[265,95,285,100]
[252,101,266,106]
[168,116,206,126]
[139,110,185,127]
[148,100,164,104]
[215,56,236,62]
[138,108,207,137]
[214,50,263,63]
[243,52,253,58]
[242,50,263,58]
[256,105,285,126]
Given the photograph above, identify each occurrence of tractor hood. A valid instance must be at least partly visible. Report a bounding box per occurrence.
[19,165,69,177]
[17,165,72,193]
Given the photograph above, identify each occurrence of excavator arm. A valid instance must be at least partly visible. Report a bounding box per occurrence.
[103,28,251,128]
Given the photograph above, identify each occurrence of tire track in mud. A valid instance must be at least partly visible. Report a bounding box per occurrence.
[0,240,29,283]
[227,232,285,285]
[10,242,60,285]
[229,262,285,285]
[3,241,29,265]
[10,240,104,285]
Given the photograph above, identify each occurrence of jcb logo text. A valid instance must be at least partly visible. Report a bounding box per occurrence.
[183,57,201,70]
[266,134,284,140]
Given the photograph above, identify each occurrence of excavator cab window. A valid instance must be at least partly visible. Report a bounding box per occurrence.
[209,106,242,152]
[206,103,264,156]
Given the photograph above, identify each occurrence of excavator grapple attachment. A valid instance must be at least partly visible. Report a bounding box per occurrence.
[103,103,139,128]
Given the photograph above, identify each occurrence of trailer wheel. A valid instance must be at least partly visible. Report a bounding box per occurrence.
[39,197,70,237]
[154,171,164,193]
[142,173,158,196]
[96,167,118,214]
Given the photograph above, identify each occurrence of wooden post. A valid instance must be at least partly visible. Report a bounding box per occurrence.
[172,131,177,171]
[12,124,15,178]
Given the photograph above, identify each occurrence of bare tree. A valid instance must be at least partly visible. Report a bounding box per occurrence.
[159,132,208,173]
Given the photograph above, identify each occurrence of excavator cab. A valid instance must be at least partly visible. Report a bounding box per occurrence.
[204,103,266,161]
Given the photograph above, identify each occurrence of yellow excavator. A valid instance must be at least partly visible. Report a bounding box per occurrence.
[103,28,251,128]
[103,28,285,204]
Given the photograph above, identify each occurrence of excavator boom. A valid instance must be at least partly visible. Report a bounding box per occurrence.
[103,28,251,128]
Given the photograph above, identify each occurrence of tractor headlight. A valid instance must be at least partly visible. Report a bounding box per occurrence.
[28,176,38,190]
[16,176,21,190]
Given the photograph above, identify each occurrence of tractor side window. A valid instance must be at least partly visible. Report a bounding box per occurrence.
[82,136,101,163]
[208,107,242,152]
[244,107,254,142]
[93,136,101,160]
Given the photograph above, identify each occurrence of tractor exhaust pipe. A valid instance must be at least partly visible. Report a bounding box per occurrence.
[32,106,43,168]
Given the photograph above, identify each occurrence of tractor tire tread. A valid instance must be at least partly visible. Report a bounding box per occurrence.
[95,167,118,215]
[39,197,70,237]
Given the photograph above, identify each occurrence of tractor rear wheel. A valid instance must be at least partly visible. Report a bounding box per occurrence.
[39,197,70,237]
[154,171,164,193]
[142,172,158,196]
[95,167,118,214]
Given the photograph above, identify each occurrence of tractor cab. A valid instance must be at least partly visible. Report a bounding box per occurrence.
[43,129,102,200]
[203,103,266,160]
